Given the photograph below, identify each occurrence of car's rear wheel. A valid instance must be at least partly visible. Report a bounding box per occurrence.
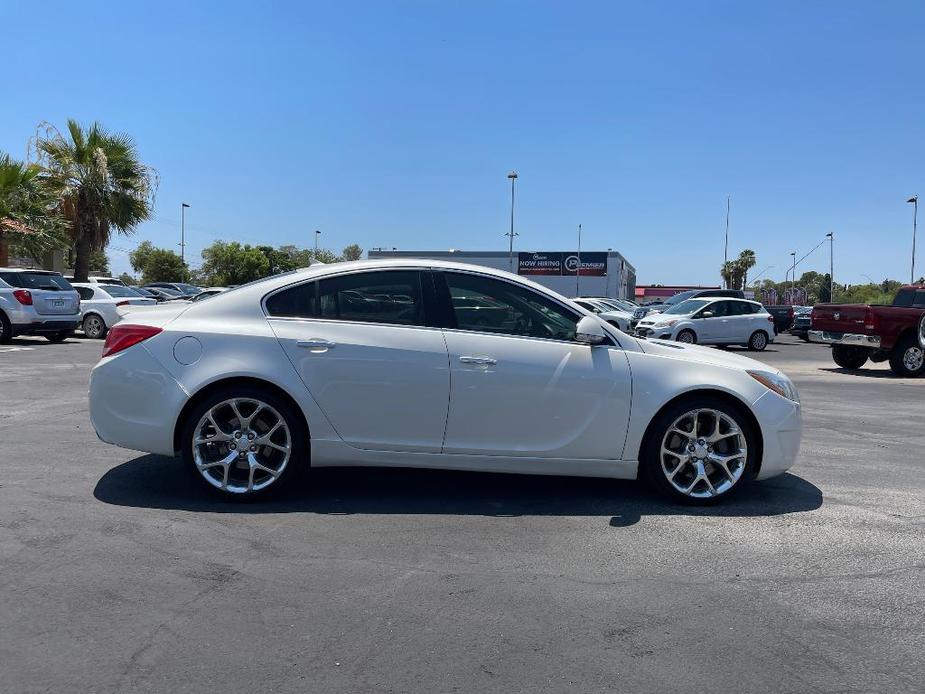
[642,396,757,505]
[45,330,73,343]
[889,335,925,378]
[0,312,11,345]
[181,386,307,499]
[82,314,107,340]
[747,330,769,351]
[831,345,868,369]
[676,329,696,344]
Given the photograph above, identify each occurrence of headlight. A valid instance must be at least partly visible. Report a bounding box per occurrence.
[747,370,800,403]
[661,319,678,327]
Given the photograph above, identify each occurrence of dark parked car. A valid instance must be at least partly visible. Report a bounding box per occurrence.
[143,282,202,297]
[789,306,812,341]
[764,305,796,334]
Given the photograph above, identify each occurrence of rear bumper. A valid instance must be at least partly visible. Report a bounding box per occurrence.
[89,343,188,456]
[808,330,881,348]
[10,318,79,336]
[752,390,802,480]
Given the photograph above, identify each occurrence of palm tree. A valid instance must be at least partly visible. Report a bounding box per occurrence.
[737,249,757,287]
[37,120,156,281]
[0,152,67,266]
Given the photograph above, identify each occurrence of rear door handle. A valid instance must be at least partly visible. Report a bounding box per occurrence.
[459,355,497,366]
[297,338,336,350]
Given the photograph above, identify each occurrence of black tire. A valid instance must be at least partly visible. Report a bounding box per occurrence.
[45,330,73,343]
[641,395,758,505]
[831,345,868,370]
[181,385,308,500]
[676,329,697,345]
[82,313,107,340]
[888,334,925,378]
[0,312,11,345]
[747,330,769,351]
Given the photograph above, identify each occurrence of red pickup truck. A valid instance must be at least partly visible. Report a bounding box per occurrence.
[809,285,925,377]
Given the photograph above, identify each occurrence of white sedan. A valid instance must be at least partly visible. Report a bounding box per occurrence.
[89,260,802,503]
[572,298,634,332]
[71,283,156,339]
[634,298,777,351]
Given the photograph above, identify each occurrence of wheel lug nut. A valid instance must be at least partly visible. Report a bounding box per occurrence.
[250,445,256,451]
[234,431,242,439]
[230,443,236,450]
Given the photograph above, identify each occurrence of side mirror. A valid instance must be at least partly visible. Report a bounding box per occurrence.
[699,311,714,319]
[576,315,607,345]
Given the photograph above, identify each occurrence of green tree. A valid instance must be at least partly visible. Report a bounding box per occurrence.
[130,240,187,284]
[88,249,110,274]
[342,244,363,261]
[199,241,270,286]
[0,152,68,264]
[737,249,756,287]
[311,248,340,264]
[256,245,297,275]
[118,272,137,285]
[37,120,156,282]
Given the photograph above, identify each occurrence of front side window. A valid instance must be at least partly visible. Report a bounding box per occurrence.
[444,272,577,341]
[706,301,731,317]
[319,271,424,326]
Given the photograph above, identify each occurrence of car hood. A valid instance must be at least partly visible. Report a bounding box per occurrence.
[637,314,689,326]
[599,309,633,320]
[637,337,778,373]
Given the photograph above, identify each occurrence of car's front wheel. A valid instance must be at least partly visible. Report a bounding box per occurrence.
[0,312,11,345]
[748,330,769,351]
[676,329,696,344]
[642,396,757,504]
[181,386,307,499]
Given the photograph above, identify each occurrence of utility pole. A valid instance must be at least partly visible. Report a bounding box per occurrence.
[789,251,796,305]
[180,203,190,281]
[723,195,730,288]
[908,196,918,284]
[575,223,582,296]
[826,232,834,302]
[314,229,321,260]
[506,171,518,272]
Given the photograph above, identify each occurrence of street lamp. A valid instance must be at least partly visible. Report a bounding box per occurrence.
[908,196,918,284]
[180,203,190,281]
[314,229,321,259]
[826,232,834,302]
[723,195,731,288]
[505,171,518,272]
[575,223,582,295]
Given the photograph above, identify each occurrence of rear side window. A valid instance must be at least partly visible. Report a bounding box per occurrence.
[98,285,140,298]
[76,287,95,300]
[893,289,914,307]
[914,290,925,308]
[0,272,72,291]
[266,282,317,318]
[318,271,424,326]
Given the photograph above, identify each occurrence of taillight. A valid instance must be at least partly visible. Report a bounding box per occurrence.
[864,307,878,332]
[101,324,162,358]
[13,289,32,305]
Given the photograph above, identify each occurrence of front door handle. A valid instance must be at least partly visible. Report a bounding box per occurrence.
[459,355,497,366]
[297,338,336,351]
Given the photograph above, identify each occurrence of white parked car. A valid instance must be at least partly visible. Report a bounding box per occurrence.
[64,275,126,287]
[188,287,228,302]
[89,260,801,504]
[572,298,634,332]
[72,283,156,339]
[635,298,776,350]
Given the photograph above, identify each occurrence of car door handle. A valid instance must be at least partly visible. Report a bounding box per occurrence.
[297,338,336,350]
[459,355,497,366]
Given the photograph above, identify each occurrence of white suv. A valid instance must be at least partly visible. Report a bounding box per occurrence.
[0,269,81,343]
[634,297,776,351]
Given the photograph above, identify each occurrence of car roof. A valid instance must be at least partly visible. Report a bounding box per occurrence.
[0,267,59,274]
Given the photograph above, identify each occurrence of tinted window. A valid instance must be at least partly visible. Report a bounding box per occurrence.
[445,272,577,341]
[914,290,925,308]
[663,299,710,315]
[98,285,141,298]
[704,301,730,317]
[0,271,72,291]
[893,289,914,307]
[266,282,317,318]
[75,286,95,300]
[318,271,424,326]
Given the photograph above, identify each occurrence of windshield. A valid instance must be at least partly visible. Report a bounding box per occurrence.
[0,271,73,291]
[662,298,711,315]
[172,283,202,295]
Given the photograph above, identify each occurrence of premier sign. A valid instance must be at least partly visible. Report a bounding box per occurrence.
[518,252,607,277]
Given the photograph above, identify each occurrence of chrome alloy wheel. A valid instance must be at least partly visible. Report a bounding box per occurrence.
[903,345,924,372]
[192,398,291,493]
[677,331,695,344]
[660,408,747,499]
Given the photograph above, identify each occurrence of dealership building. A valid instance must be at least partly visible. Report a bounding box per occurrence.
[366,249,636,300]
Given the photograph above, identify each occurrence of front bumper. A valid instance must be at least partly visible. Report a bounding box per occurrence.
[752,390,802,480]
[89,343,188,456]
[11,318,79,337]
[634,324,674,339]
[808,330,881,347]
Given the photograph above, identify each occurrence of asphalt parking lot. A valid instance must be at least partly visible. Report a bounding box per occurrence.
[1,334,923,693]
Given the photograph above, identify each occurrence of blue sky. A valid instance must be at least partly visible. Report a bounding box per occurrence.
[2,0,923,285]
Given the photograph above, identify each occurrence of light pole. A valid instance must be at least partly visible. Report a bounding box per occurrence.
[180,203,190,281]
[575,223,582,296]
[723,195,730,288]
[506,171,518,272]
[908,196,918,283]
[314,229,321,260]
[826,232,834,302]
[789,251,796,305]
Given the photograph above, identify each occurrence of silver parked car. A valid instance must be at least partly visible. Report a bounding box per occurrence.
[0,268,81,343]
